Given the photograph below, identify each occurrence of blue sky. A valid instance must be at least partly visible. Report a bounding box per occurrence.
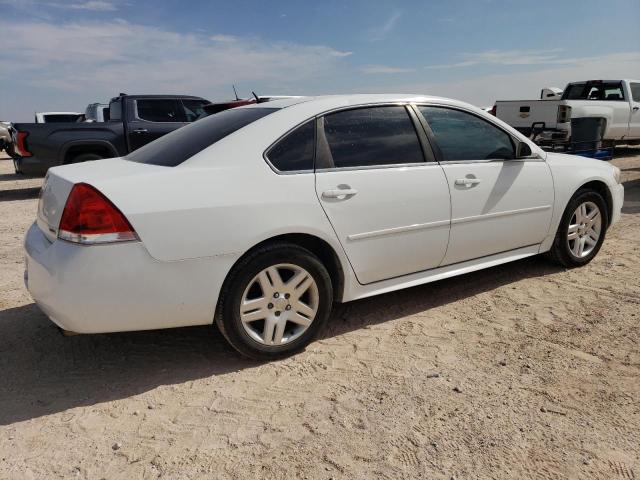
[1,0,639,121]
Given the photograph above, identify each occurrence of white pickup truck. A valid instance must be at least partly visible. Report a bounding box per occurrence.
[494,79,640,146]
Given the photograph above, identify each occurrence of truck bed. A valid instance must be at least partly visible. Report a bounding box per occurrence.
[495,100,560,135]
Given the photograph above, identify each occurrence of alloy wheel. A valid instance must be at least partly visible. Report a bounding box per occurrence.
[240,263,319,346]
[567,201,602,258]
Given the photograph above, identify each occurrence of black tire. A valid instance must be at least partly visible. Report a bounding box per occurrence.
[215,242,333,360]
[548,189,609,267]
[69,153,104,164]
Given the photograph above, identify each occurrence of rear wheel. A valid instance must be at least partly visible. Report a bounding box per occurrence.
[215,243,333,360]
[548,189,608,267]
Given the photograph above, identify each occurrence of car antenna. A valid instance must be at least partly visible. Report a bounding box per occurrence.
[232,85,240,101]
[251,91,260,103]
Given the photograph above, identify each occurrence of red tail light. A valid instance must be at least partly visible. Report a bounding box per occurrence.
[489,105,497,116]
[58,183,138,244]
[16,131,33,157]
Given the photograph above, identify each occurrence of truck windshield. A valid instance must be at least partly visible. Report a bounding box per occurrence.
[562,81,625,101]
[126,107,278,167]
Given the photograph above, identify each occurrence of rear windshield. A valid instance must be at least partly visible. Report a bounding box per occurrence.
[126,107,278,167]
[561,81,625,101]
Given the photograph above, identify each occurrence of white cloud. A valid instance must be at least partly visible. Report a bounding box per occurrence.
[427,49,567,68]
[360,65,415,75]
[66,1,117,11]
[0,19,353,93]
[0,0,118,11]
[369,10,403,41]
[210,34,238,43]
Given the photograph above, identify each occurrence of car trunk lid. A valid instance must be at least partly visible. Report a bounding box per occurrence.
[36,158,168,242]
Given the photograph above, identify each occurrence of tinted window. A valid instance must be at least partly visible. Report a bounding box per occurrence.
[562,82,625,101]
[136,99,186,122]
[126,107,278,167]
[419,106,514,161]
[109,99,122,121]
[182,99,209,122]
[631,83,640,102]
[267,120,315,171]
[319,106,423,169]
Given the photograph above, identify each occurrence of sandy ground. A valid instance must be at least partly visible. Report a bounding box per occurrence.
[0,149,638,480]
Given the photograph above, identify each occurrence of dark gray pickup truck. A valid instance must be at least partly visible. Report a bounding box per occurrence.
[11,94,210,175]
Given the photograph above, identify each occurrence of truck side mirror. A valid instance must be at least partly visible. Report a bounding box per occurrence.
[516,141,532,158]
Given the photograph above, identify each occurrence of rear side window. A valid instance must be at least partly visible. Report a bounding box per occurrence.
[266,120,315,172]
[136,99,186,122]
[419,106,514,161]
[631,83,640,102]
[126,107,278,167]
[318,106,424,169]
[109,100,122,121]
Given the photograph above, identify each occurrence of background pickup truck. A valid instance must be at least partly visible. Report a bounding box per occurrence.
[11,94,210,175]
[494,79,640,147]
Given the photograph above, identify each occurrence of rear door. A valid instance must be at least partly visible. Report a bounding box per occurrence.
[127,98,188,151]
[417,105,554,265]
[314,105,451,285]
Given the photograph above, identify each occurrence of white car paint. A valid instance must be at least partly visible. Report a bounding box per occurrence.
[25,94,624,335]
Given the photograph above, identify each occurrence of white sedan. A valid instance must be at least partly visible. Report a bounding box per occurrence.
[24,95,624,359]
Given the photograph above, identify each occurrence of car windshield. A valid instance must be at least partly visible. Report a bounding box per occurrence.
[561,82,625,101]
[126,107,279,167]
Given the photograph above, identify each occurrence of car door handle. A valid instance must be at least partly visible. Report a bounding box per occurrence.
[633,106,639,112]
[322,188,358,199]
[132,128,148,134]
[455,178,481,186]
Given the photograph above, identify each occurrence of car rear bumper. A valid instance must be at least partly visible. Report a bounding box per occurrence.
[24,222,237,334]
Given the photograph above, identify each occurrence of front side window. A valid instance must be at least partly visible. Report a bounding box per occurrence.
[136,99,186,122]
[418,106,514,161]
[182,99,209,122]
[266,120,315,172]
[631,83,640,102]
[127,107,278,167]
[318,106,424,169]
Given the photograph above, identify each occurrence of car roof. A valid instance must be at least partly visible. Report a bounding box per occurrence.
[243,94,469,111]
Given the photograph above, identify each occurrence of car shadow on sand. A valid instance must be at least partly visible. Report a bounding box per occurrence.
[0,255,564,426]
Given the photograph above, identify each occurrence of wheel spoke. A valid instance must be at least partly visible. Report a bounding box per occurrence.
[262,317,277,344]
[273,320,286,344]
[240,299,269,323]
[587,209,599,222]
[294,276,314,298]
[577,237,586,256]
[289,312,312,327]
[587,228,599,242]
[266,267,285,290]
[257,271,274,297]
[293,299,315,319]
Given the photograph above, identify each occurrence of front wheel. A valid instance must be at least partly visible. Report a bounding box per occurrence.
[548,189,608,267]
[215,243,333,360]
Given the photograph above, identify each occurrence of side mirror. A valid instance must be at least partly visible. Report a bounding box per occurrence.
[516,141,532,158]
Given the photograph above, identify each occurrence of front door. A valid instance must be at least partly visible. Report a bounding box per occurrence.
[314,105,451,285]
[128,98,188,151]
[417,105,554,265]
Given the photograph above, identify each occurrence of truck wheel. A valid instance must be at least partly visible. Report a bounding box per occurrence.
[69,153,104,164]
